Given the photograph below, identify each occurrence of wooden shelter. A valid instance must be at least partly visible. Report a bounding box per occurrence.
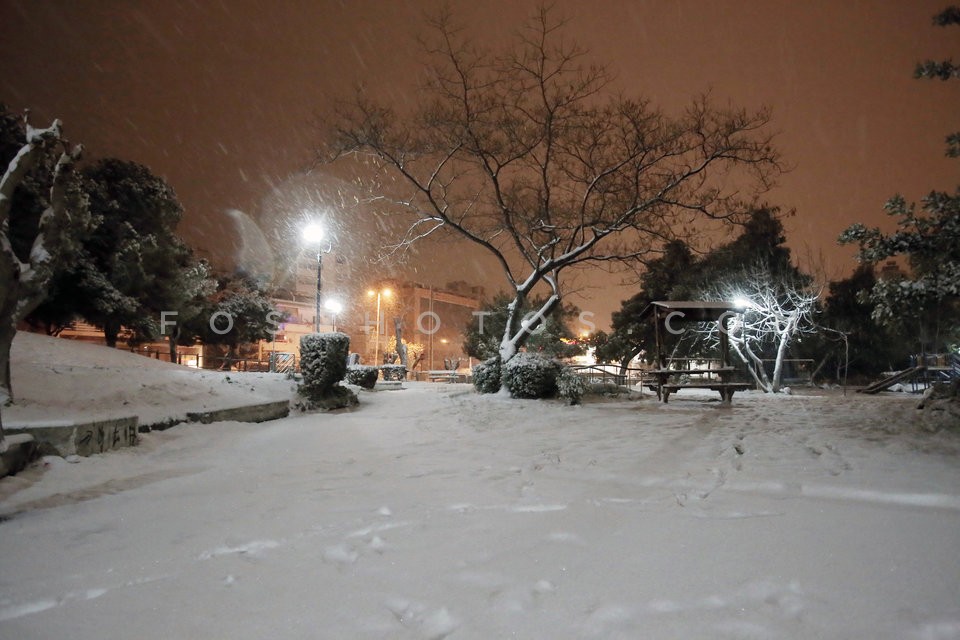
[638,301,750,404]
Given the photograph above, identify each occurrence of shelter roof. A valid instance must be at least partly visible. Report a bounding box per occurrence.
[638,301,744,323]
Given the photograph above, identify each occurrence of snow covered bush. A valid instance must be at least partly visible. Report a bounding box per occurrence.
[298,332,357,410]
[345,364,378,389]
[472,357,501,394]
[557,367,586,405]
[379,364,406,381]
[502,352,562,399]
[301,333,350,392]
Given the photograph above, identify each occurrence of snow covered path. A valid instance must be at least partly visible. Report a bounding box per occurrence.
[1,385,959,639]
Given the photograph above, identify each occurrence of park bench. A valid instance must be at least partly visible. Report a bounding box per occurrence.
[424,370,461,382]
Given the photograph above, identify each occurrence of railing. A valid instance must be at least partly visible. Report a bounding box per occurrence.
[569,364,649,387]
[130,348,298,373]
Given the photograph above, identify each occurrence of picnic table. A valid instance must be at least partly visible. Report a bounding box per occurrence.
[646,367,751,404]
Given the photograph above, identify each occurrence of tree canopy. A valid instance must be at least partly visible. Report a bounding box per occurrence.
[840,6,960,354]
[320,5,780,374]
[463,292,584,361]
[596,206,804,369]
[33,158,201,347]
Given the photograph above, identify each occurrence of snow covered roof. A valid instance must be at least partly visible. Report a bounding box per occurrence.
[638,300,744,322]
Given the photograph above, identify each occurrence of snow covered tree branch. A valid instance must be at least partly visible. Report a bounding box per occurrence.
[318,5,781,377]
[0,112,87,451]
[696,265,819,393]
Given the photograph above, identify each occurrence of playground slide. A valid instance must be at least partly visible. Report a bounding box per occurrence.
[858,366,926,394]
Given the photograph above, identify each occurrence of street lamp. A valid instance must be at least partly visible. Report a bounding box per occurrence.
[324,298,343,332]
[367,287,392,364]
[302,223,332,333]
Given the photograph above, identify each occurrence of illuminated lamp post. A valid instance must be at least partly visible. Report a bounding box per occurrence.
[302,223,331,333]
[324,298,343,332]
[367,287,392,364]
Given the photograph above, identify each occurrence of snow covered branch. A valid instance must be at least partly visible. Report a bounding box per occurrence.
[697,265,819,393]
[319,6,781,369]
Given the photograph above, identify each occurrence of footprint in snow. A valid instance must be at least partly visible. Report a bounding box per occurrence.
[384,597,460,640]
[323,543,359,565]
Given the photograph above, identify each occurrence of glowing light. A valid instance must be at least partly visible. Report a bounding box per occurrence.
[733,296,752,310]
[302,223,324,245]
[324,299,343,314]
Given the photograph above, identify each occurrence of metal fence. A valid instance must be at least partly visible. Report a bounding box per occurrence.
[132,348,299,373]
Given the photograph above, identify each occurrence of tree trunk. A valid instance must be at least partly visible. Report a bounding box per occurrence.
[394,317,408,368]
[104,320,120,348]
[618,347,643,385]
[770,311,799,393]
[0,322,13,453]
[0,322,15,409]
[808,354,830,385]
[498,289,560,364]
[729,336,772,392]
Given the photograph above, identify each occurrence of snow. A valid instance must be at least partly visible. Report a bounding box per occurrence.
[1,333,959,638]
[4,332,297,428]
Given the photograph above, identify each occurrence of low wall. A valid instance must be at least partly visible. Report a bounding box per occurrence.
[184,400,290,426]
[3,400,291,473]
[6,416,139,458]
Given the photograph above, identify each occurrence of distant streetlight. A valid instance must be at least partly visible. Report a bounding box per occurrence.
[302,223,332,333]
[367,287,392,364]
[324,298,343,332]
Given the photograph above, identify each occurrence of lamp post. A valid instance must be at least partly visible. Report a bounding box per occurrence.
[302,223,331,333]
[324,299,343,332]
[367,287,392,364]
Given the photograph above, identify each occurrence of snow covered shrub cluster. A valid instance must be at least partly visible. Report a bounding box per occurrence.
[379,364,406,381]
[298,333,357,410]
[300,333,350,394]
[556,366,586,405]
[472,357,502,394]
[502,352,562,399]
[345,364,378,389]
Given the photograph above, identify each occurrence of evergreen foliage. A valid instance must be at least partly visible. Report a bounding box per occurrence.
[30,158,203,347]
[840,7,960,354]
[472,357,502,394]
[379,364,407,381]
[600,207,806,370]
[501,352,561,399]
[345,365,378,389]
[463,293,584,361]
[300,332,351,398]
[556,367,587,405]
[816,265,912,378]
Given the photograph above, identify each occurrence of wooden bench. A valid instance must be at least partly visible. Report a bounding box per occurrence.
[425,370,459,382]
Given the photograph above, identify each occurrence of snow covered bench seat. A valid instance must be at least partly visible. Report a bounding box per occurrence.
[424,370,460,382]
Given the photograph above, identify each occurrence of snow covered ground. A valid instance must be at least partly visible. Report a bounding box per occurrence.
[1,334,959,639]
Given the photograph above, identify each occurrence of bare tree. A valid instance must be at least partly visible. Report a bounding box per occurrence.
[698,265,819,393]
[320,7,780,372]
[0,115,85,451]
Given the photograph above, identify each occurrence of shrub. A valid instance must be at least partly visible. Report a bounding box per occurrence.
[345,364,378,389]
[502,352,561,399]
[298,333,357,410]
[472,357,502,394]
[557,367,586,405]
[379,364,407,381]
